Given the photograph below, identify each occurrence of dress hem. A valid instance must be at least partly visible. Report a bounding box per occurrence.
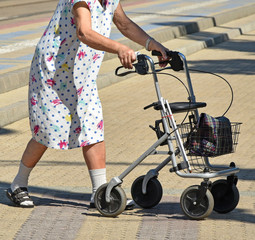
[31,136,104,150]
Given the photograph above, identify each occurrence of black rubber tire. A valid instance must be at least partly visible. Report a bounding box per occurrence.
[131,175,163,209]
[180,185,214,220]
[94,183,127,217]
[211,179,239,214]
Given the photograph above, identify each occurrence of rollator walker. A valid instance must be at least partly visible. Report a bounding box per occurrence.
[94,50,241,220]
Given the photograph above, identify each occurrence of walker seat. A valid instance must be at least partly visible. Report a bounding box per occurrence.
[145,101,207,113]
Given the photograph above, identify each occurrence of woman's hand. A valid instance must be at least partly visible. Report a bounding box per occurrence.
[149,40,170,67]
[117,45,136,69]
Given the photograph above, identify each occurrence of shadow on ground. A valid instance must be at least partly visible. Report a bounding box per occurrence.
[124,199,255,224]
[1,177,254,224]
[0,127,19,135]
[0,181,90,208]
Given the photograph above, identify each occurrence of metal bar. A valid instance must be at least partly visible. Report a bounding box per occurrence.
[154,155,172,172]
[178,52,199,120]
[178,53,196,102]
[118,133,169,180]
[175,167,240,178]
[163,99,192,172]
[145,55,163,101]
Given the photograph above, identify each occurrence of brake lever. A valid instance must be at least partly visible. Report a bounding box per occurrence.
[144,102,158,110]
[133,54,149,75]
[115,53,149,76]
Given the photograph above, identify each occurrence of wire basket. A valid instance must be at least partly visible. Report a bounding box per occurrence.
[178,122,242,157]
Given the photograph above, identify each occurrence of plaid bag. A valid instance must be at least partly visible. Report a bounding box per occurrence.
[188,113,233,157]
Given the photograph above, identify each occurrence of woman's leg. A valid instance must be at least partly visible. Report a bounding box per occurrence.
[11,138,47,191]
[82,141,106,204]
[82,141,106,170]
[7,138,47,207]
[82,141,135,209]
[21,138,48,168]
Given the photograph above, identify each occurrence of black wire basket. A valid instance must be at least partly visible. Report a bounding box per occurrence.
[178,122,242,157]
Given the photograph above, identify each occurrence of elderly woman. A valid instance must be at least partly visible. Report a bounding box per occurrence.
[6,0,169,208]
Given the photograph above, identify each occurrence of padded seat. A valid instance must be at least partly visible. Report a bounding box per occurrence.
[154,101,207,113]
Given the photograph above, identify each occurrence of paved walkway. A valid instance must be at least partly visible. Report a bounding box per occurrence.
[0,26,255,239]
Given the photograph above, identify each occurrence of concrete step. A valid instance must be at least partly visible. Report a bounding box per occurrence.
[1,2,255,94]
[1,12,255,128]
[97,13,255,88]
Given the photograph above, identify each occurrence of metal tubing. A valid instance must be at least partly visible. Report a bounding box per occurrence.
[142,155,172,194]
[154,155,172,172]
[105,177,123,202]
[144,55,178,170]
[178,53,196,102]
[118,133,169,180]
[175,167,240,179]
[160,99,192,172]
[178,53,199,120]
[142,169,158,194]
[145,55,163,101]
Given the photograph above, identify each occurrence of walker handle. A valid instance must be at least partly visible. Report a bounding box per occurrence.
[115,54,149,76]
[151,50,174,57]
[152,50,184,71]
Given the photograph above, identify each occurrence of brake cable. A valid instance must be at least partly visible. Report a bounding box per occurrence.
[188,68,234,117]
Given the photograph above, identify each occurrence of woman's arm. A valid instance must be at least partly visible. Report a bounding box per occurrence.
[113,3,169,62]
[73,2,136,68]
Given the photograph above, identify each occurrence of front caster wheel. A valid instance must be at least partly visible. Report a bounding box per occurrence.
[180,185,214,220]
[211,179,239,214]
[94,183,127,217]
[131,175,163,208]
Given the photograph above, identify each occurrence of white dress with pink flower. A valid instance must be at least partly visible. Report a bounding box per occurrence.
[29,0,119,149]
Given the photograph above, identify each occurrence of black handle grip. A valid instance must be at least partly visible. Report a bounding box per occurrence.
[152,50,184,71]
[152,50,173,57]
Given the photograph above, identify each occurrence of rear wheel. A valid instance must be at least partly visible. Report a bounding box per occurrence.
[131,175,163,208]
[211,179,239,214]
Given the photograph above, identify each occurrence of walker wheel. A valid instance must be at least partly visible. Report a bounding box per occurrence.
[211,179,239,214]
[131,175,162,208]
[94,183,127,217]
[180,185,214,220]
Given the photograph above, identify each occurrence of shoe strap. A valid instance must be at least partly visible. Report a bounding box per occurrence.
[12,187,32,203]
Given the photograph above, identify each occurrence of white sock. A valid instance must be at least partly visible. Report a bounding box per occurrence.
[89,168,106,203]
[11,162,33,192]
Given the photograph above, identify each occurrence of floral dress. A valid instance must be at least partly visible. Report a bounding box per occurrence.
[29,0,119,149]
